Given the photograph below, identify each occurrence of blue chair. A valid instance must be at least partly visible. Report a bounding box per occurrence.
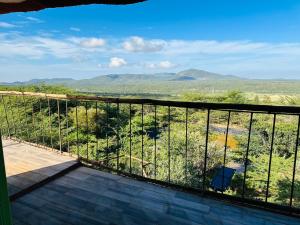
[210,166,236,192]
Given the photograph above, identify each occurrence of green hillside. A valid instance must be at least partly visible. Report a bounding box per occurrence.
[2,69,300,96]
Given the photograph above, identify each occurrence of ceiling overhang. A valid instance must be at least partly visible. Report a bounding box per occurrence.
[0,0,145,14]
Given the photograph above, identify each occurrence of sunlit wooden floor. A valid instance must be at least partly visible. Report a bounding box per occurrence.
[3,139,300,225]
[3,139,78,197]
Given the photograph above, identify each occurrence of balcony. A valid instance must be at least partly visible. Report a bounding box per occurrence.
[1,91,300,224]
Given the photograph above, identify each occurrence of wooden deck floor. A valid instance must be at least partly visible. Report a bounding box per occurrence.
[3,139,78,198]
[3,139,300,225]
[10,169,300,225]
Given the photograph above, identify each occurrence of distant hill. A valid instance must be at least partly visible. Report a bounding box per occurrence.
[1,69,240,87]
[174,69,239,81]
[79,72,175,85]
[2,69,300,95]
[0,78,75,86]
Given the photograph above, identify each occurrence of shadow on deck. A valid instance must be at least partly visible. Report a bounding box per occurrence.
[3,140,300,225]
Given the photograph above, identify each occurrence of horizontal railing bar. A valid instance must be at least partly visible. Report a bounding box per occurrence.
[0,91,67,100]
[1,91,300,114]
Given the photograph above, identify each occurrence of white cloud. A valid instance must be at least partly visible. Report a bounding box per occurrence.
[162,40,300,56]
[123,36,165,52]
[26,17,44,23]
[0,33,91,60]
[122,38,300,56]
[0,22,16,28]
[0,33,109,61]
[33,37,80,59]
[145,61,176,69]
[70,27,81,32]
[121,37,300,59]
[145,63,156,69]
[79,38,106,48]
[158,61,176,68]
[109,57,127,68]
[1,31,300,79]
[0,33,45,59]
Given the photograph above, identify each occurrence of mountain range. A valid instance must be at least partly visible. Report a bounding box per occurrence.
[1,69,300,95]
[1,69,240,86]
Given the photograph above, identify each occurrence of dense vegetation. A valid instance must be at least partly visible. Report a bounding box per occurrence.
[76,79,300,96]
[0,85,299,208]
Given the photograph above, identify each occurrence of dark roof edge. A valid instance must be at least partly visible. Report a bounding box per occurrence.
[0,0,146,14]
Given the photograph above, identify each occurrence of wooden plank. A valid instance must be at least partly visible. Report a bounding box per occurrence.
[11,166,300,225]
[3,139,78,199]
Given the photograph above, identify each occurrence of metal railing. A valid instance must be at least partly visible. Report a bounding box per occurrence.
[0,91,300,216]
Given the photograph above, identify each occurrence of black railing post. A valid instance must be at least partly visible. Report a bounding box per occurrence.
[202,109,210,191]
[168,106,171,183]
[185,107,188,186]
[222,111,231,193]
[116,102,120,171]
[1,96,11,138]
[8,96,17,137]
[106,102,109,166]
[16,97,23,140]
[32,99,38,144]
[242,112,254,198]
[129,103,132,174]
[57,100,62,153]
[66,100,70,153]
[22,95,30,141]
[290,115,300,207]
[85,102,89,160]
[141,103,144,176]
[75,101,79,158]
[0,98,4,136]
[39,99,45,145]
[265,114,277,202]
[154,105,157,180]
[95,102,99,160]
[47,98,54,150]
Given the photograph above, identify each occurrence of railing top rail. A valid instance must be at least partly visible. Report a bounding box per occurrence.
[1,90,300,115]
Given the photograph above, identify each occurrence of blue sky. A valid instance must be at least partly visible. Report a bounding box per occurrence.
[1,0,300,82]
